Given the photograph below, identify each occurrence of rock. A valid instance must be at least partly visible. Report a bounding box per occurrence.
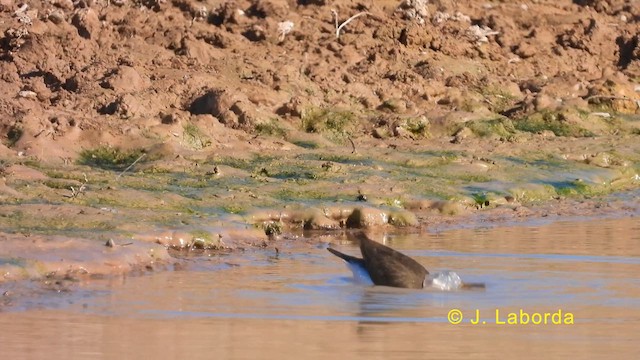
[346,207,389,228]
[379,98,408,113]
[304,210,341,230]
[210,1,247,25]
[587,74,640,114]
[160,111,185,125]
[189,88,237,125]
[48,9,66,25]
[322,206,353,222]
[388,210,418,227]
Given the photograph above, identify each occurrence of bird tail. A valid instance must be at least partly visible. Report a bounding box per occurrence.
[327,247,362,263]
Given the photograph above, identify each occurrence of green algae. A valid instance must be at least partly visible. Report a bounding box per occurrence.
[274,188,338,202]
[479,87,518,114]
[465,117,517,138]
[187,230,223,249]
[183,123,212,150]
[515,110,595,137]
[222,204,246,214]
[2,118,640,244]
[399,116,431,138]
[0,212,116,235]
[301,108,357,142]
[41,179,78,190]
[292,140,320,149]
[78,146,147,171]
[255,119,289,138]
[210,155,276,172]
[552,179,593,197]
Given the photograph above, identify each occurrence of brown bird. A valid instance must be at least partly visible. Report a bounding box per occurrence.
[328,232,484,290]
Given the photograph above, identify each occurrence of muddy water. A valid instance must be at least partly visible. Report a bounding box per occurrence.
[2,217,640,358]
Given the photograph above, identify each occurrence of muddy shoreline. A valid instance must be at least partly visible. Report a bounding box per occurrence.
[1,188,639,310]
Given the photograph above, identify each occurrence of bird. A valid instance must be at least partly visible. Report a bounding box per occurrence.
[328,232,485,290]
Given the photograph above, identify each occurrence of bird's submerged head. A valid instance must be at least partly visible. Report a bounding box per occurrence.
[423,271,463,291]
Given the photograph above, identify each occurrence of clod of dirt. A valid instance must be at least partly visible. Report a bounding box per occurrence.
[574,0,638,16]
[514,41,537,59]
[209,0,246,26]
[246,0,290,19]
[51,0,74,10]
[188,88,261,129]
[276,96,304,117]
[533,93,561,112]
[103,66,150,94]
[0,0,14,12]
[71,8,100,40]
[100,94,146,119]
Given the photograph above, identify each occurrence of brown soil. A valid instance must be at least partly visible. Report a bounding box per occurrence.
[1,0,639,160]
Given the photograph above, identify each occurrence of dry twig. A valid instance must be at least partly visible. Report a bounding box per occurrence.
[66,173,88,199]
[331,10,369,39]
[116,153,146,179]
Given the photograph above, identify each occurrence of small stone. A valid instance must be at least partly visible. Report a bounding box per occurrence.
[48,9,66,24]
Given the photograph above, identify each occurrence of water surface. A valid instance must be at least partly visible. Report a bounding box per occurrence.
[1,216,640,358]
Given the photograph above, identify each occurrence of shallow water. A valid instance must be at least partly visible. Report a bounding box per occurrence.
[2,216,640,358]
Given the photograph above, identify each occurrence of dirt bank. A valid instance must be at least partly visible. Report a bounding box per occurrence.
[0,0,639,159]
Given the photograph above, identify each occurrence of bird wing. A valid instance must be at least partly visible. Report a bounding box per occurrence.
[356,233,428,289]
